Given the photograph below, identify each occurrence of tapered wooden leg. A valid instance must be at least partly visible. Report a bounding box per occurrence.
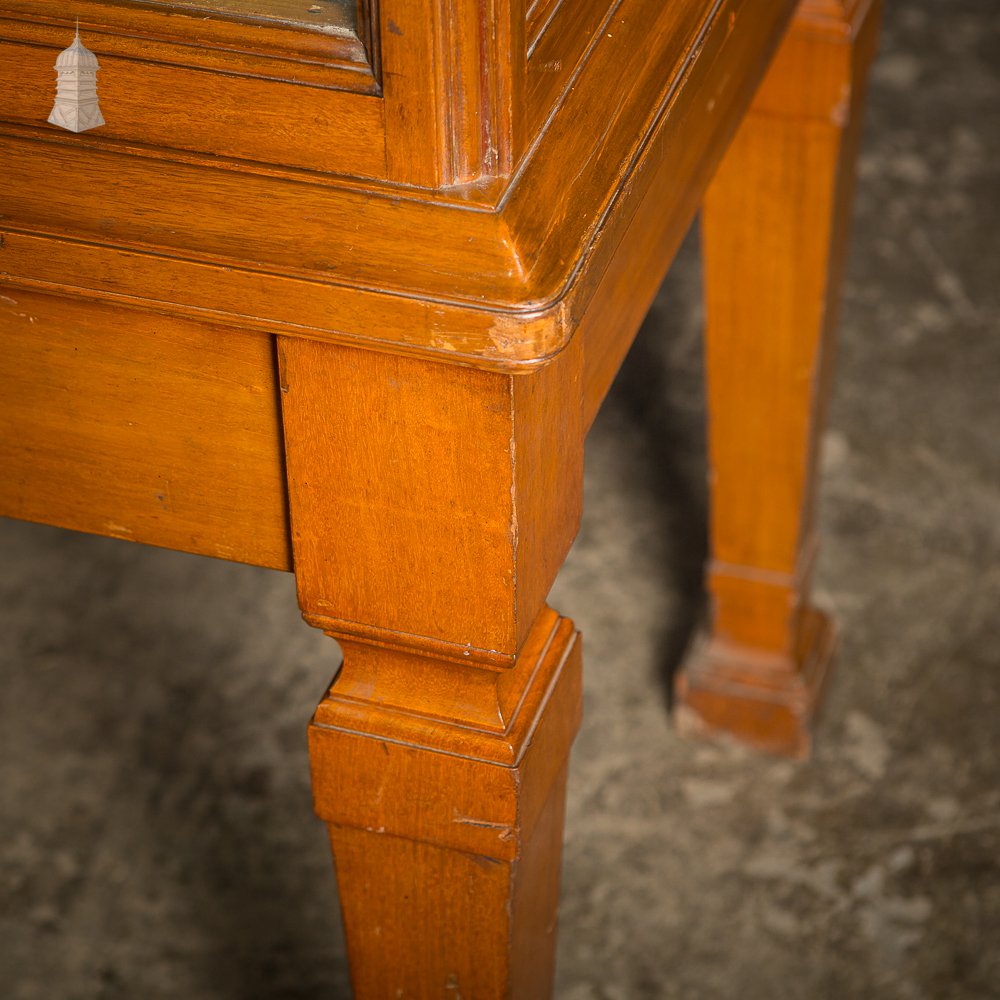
[277,336,584,998]
[675,0,881,757]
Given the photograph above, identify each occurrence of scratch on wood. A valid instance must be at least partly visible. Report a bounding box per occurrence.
[452,810,514,840]
[468,853,504,869]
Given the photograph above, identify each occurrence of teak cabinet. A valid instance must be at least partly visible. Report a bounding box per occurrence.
[1,0,880,994]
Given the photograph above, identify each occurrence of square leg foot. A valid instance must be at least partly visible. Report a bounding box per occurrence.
[673,607,837,759]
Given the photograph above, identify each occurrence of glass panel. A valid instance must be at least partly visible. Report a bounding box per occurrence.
[135,0,357,36]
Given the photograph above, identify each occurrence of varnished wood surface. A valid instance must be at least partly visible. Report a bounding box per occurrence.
[277,334,582,661]
[280,334,587,995]
[578,0,800,427]
[0,0,882,993]
[0,27,386,174]
[1,0,801,369]
[525,0,612,144]
[0,1,377,89]
[140,0,358,35]
[702,0,879,652]
[0,288,291,569]
[313,610,582,998]
[311,606,584,1000]
[675,0,880,757]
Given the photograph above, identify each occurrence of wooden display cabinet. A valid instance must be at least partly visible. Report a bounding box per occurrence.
[0,0,880,994]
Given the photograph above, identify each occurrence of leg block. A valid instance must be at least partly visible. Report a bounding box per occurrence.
[309,609,582,999]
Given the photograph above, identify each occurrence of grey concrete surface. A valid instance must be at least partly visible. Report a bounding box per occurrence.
[2,1,998,997]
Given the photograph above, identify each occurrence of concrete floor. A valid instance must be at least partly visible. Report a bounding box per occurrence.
[2,0,998,997]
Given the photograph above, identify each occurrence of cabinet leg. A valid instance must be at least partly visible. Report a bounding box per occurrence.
[277,336,584,996]
[675,0,882,757]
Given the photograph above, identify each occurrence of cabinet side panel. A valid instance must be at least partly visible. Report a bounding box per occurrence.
[0,290,291,570]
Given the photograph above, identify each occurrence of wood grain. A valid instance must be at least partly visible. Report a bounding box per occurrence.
[276,334,582,659]
[674,0,881,757]
[1,0,375,83]
[525,0,612,144]
[0,31,386,175]
[382,0,525,184]
[577,0,800,427]
[280,336,586,996]
[0,288,290,568]
[1,0,806,368]
[0,0,883,989]
[142,0,358,35]
[313,611,581,999]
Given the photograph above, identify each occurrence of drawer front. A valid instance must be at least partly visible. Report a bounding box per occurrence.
[0,288,292,569]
